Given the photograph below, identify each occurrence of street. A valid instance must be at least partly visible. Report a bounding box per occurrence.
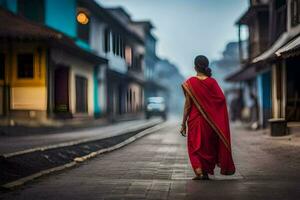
[0,0,300,199]
[1,120,300,200]
[0,119,161,155]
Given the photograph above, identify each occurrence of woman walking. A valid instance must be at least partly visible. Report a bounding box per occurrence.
[180,55,235,180]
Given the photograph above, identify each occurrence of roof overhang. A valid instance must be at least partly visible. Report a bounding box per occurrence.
[0,7,107,65]
[225,61,271,82]
[78,0,144,45]
[252,33,289,63]
[226,33,300,82]
[131,21,155,30]
[275,34,300,58]
[236,5,268,25]
[49,40,107,64]
[225,64,256,82]
[252,31,300,63]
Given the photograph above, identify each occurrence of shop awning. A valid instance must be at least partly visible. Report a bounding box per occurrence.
[252,33,289,63]
[225,64,257,82]
[225,60,272,82]
[226,32,300,82]
[225,35,286,81]
[275,35,300,57]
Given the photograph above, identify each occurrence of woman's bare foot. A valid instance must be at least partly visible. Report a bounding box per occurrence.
[192,168,209,180]
[192,174,209,180]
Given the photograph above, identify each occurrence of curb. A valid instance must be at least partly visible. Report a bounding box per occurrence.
[3,119,162,158]
[1,122,166,190]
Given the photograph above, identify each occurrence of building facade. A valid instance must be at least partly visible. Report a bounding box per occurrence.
[72,2,146,120]
[226,0,300,134]
[129,21,167,102]
[0,0,167,123]
[0,0,107,121]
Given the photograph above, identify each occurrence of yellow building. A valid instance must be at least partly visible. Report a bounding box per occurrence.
[0,42,47,119]
[0,8,106,122]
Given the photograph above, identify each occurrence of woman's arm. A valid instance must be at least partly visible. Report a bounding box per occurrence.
[180,95,192,136]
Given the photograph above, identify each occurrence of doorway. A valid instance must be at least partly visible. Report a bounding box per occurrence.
[75,75,88,113]
[54,66,70,117]
[0,53,4,116]
[286,56,300,121]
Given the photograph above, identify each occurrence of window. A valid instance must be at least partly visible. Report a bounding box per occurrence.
[17,53,34,79]
[120,37,125,58]
[104,28,110,53]
[112,32,124,56]
[112,32,117,55]
[291,0,300,27]
[120,39,125,58]
[275,0,286,9]
[0,53,4,80]
[77,10,90,43]
[116,35,120,56]
[18,0,45,23]
[125,46,132,66]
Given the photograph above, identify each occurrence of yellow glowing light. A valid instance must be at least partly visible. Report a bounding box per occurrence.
[77,12,89,25]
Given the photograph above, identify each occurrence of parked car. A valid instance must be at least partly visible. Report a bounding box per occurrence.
[145,97,167,120]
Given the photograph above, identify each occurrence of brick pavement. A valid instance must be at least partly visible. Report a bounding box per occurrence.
[1,120,300,200]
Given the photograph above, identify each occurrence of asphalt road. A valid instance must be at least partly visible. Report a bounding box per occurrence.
[1,120,300,200]
[0,119,161,155]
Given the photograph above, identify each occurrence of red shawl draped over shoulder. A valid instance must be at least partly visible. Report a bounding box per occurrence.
[182,76,235,175]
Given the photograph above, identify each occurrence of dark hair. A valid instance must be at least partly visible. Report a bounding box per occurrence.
[194,55,212,77]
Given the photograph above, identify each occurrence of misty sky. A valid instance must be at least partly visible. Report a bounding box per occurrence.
[98,0,249,77]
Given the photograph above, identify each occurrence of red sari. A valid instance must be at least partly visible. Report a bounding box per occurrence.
[182,76,235,175]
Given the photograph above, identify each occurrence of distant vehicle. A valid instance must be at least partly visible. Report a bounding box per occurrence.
[146,97,167,120]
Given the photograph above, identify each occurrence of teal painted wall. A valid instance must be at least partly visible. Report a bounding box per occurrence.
[0,0,17,13]
[0,0,81,40]
[76,39,91,51]
[257,71,271,127]
[262,72,271,109]
[94,66,101,117]
[19,0,45,23]
[45,0,77,38]
[257,75,263,109]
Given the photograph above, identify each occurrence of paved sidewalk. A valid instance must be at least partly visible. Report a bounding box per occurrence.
[1,120,300,199]
[0,118,161,155]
